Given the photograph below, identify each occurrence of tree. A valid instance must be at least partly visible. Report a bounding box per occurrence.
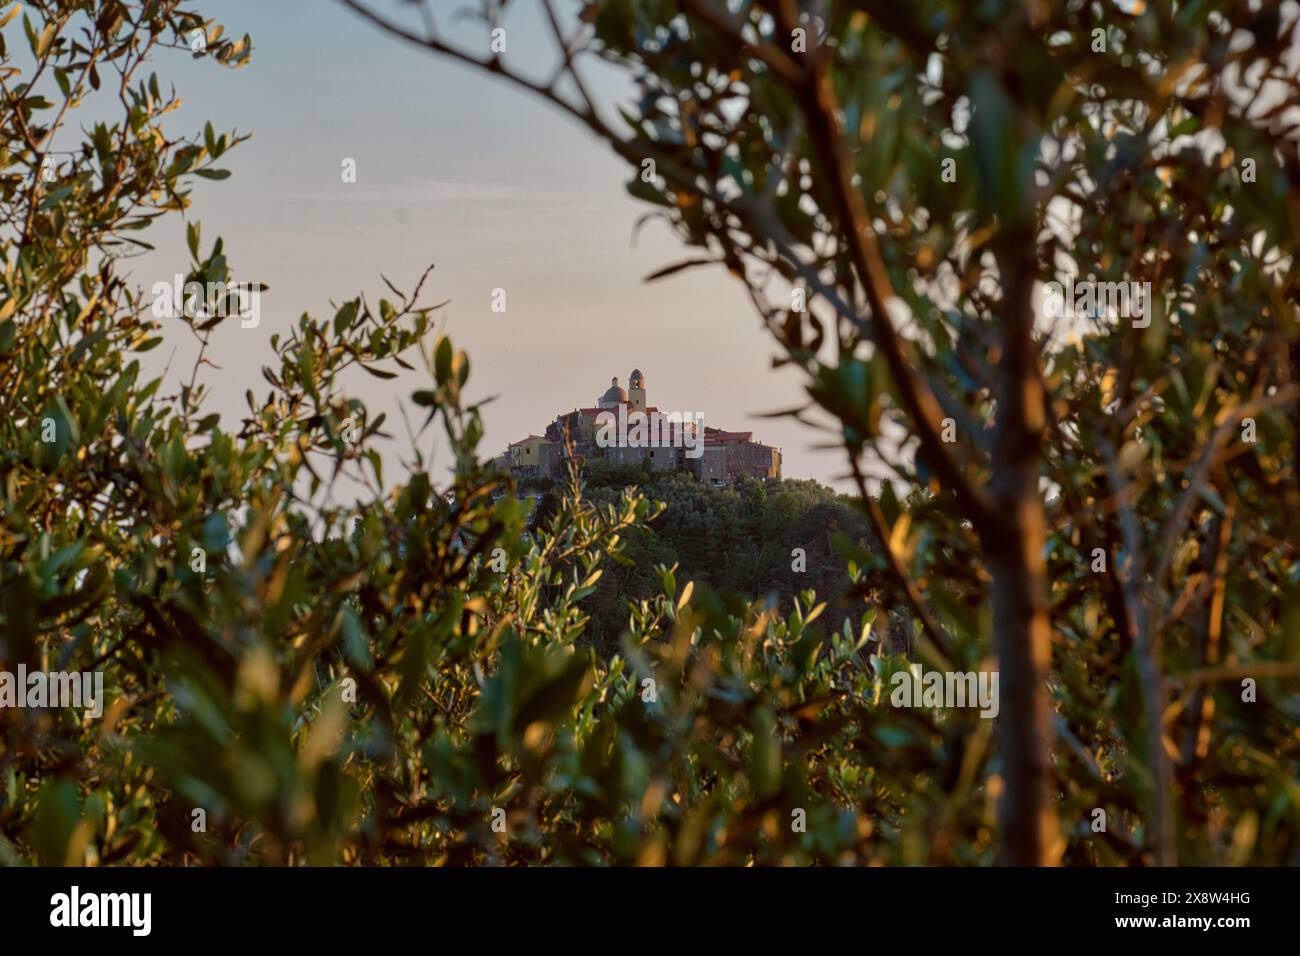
[342,0,1300,865]
[1,0,900,866]
[6,0,1297,868]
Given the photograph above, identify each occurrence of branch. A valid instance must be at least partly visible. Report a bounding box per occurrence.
[794,29,997,534]
[1150,384,1300,588]
[1170,661,1300,688]
[1102,440,1173,866]
[1179,500,1232,767]
[847,456,954,668]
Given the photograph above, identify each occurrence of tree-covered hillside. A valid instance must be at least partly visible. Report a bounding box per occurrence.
[539,467,871,650]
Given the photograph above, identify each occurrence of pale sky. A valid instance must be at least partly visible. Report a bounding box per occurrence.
[135,0,847,489]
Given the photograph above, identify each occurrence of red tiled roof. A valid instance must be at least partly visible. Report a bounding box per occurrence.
[563,404,660,418]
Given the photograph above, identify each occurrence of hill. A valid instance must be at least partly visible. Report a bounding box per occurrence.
[522,464,871,652]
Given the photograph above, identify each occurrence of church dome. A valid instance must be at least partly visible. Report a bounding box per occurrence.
[600,377,628,404]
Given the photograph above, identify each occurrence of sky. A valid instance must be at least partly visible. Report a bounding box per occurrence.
[126,0,849,491]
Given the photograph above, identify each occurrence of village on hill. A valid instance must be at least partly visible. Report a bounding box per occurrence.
[498,368,782,486]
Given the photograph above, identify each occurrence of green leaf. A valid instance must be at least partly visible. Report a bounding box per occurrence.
[334,300,358,335]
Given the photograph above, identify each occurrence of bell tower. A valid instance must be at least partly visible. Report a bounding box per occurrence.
[628,368,646,412]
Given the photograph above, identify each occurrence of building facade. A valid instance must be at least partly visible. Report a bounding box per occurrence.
[500,369,781,485]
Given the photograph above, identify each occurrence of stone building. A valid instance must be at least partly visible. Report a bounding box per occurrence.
[703,428,782,481]
[500,369,781,485]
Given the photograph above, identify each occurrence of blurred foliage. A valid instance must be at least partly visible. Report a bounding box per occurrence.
[0,0,1298,869]
[343,0,1300,865]
[568,0,1300,866]
[0,0,955,867]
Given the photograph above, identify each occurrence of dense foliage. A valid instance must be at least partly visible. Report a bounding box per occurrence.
[551,467,872,651]
[341,0,1300,865]
[0,0,939,867]
[1,0,1297,868]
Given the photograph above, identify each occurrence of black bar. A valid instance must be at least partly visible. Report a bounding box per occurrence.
[0,866,1283,943]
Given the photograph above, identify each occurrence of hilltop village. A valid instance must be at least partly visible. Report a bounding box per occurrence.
[498,369,781,485]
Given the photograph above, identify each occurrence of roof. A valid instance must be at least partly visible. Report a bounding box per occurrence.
[561,405,662,418]
[600,377,629,403]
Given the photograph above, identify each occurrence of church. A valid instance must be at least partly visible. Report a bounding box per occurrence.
[502,368,781,485]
